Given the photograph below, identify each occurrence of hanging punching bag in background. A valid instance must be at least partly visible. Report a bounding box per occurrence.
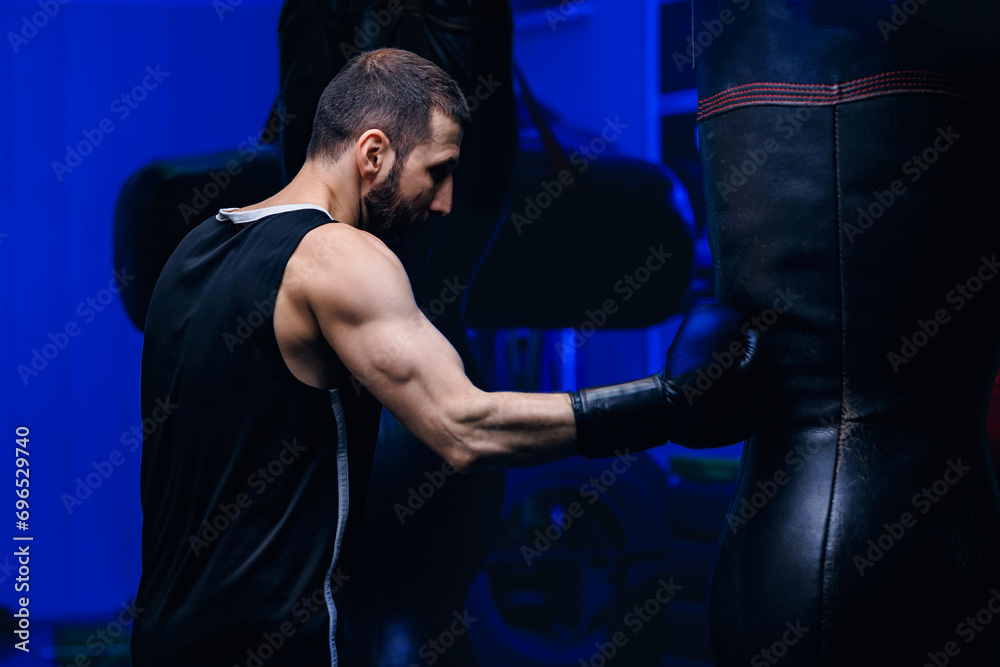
[113,108,286,331]
[276,2,517,665]
[694,1,1000,665]
[466,66,696,329]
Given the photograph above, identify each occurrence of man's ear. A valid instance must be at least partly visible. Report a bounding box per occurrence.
[356,129,393,182]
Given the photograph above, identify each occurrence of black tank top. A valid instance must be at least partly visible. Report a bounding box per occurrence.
[131,204,383,667]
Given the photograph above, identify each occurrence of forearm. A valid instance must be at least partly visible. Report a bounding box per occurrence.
[457,391,578,473]
[383,304,756,472]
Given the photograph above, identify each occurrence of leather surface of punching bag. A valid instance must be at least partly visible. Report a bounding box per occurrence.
[113,144,284,330]
[277,2,516,665]
[695,1,1000,664]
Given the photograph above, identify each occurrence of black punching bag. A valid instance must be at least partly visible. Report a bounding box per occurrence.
[113,138,284,331]
[276,2,517,665]
[695,1,1000,665]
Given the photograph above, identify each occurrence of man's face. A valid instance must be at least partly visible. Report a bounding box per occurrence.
[360,109,462,248]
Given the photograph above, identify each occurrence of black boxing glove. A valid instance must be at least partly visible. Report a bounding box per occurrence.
[568,302,759,458]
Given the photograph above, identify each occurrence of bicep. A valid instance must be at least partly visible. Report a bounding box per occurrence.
[334,299,473,419]
[304,233,483,451]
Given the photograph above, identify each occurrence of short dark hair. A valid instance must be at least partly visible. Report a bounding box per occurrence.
[306,48,470,164]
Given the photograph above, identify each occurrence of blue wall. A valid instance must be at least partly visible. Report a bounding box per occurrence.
[1,0,283,624]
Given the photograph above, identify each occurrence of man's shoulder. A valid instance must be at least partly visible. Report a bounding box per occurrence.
[298,220,387,249]
[294,223,400,273]
[286,223,409,308]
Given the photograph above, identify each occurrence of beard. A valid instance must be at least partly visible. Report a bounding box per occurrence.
[359,158,428,249]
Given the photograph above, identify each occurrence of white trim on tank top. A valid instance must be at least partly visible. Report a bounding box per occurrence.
[216,203,334,224]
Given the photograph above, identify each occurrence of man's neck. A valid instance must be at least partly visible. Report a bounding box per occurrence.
[236,160,359,227]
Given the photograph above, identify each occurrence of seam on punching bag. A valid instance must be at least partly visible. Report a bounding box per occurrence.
[704,120,726,306]
[697,70,997,110]
[696,71,1000,122]
[818,103,845,667]
[690,0,695,71]
[698,85,995,120]
[698,70,983,105]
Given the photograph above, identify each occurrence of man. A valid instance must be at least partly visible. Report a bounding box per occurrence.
[131,48,757,666]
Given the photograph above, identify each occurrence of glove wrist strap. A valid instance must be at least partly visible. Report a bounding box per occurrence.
[568,374,669,459]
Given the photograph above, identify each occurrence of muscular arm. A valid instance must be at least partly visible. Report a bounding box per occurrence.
[294,224,577,473]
